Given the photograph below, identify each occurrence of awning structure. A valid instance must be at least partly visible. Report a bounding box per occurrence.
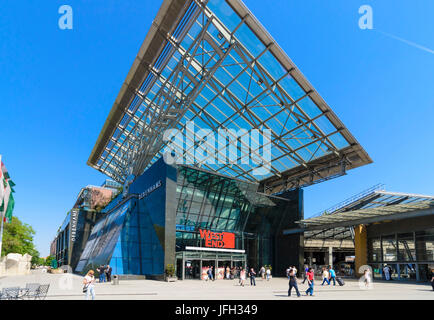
[284,188,434,240]
[87,0,372,194]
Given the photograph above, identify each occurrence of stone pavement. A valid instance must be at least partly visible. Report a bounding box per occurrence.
[0,271,433,300]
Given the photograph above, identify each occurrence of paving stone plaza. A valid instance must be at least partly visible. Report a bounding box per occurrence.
[1,271,433,300]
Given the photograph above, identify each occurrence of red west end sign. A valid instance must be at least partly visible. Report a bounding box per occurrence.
[199,229,235,249]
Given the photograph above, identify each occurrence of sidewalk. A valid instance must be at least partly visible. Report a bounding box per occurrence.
[0,271,433,300]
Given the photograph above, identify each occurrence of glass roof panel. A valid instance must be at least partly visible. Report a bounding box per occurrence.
[88,0,371,190]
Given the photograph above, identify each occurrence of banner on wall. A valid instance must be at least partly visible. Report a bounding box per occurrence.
[199,229,235,249]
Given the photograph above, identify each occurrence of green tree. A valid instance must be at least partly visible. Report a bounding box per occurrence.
[1,216,39,259]
[45,255,55,267]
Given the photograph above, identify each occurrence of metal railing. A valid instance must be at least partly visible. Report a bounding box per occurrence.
[311,183,385,218]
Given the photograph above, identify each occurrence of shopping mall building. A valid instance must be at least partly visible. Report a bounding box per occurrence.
[51,0,434,281]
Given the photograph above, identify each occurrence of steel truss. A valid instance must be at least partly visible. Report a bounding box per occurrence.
[90,0,371,195]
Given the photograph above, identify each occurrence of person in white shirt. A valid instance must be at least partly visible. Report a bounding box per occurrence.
[321,267,330,285]
[383,265,390,281]
[83,270,96,300]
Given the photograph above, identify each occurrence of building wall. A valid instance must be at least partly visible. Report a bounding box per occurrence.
[272,189,304,276]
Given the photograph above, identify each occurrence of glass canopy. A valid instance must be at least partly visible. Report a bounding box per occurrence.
[88,0,372,194]
[293,189,434,240]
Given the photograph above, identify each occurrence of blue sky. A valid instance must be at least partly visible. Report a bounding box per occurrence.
[0,0,433,257]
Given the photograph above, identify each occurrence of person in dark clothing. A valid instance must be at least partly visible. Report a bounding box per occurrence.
[105,265,112,282]
[207,266,214,281]
[288,268,301,297]
[249,268,256,286]
[97,265,106,283]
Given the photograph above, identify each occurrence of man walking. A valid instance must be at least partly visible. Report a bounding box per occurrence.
[305,268,314,296]
[105,265,112,282]
[249,268,256,286]
[207,266,214,281]
[288,267,301,297]
[328,266,336,286]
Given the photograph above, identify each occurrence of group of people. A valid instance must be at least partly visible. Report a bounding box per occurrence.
[204,265,271,284]
[320,266,337,286]
[96,264,112,283]
[287,265,341,297]
[82,265,113,300]
[382,264,393,280]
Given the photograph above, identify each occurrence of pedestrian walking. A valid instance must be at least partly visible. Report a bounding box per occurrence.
[83,270,96,300]
[321,267,330,285]
[105,265,112,282]
[302,265,309,284]
[207,266,214,281]
[305,268,314,296]
[259,266,265,280]
[328,266,336,286]
[249,268,256,286]
[288,268,301,297]
[266,268,271,281]
[240,268,246,286]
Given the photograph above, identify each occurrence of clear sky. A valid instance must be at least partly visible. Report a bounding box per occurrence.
[1,0,433,257]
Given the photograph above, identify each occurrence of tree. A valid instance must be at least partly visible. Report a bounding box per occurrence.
[45,255,55,267]
[1,216,39,260]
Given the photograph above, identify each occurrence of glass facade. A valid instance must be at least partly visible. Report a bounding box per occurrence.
[175,165,303,274]
[53,209,103,270]
[368,229,434,281]
[76,158,171,276]
[76,159,304,277]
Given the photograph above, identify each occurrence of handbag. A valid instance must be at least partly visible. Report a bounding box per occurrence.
[83,284,89,293]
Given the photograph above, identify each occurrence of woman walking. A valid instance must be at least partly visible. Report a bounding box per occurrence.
[83,270,96,300]
[240,268,246,287]
[305,268,314,296]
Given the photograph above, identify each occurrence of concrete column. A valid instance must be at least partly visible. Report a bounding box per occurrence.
[328,247,333,268]
[182,252,185,281]
[200,259,202,280]
[354,224,368,277]
[215,259,218,279]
